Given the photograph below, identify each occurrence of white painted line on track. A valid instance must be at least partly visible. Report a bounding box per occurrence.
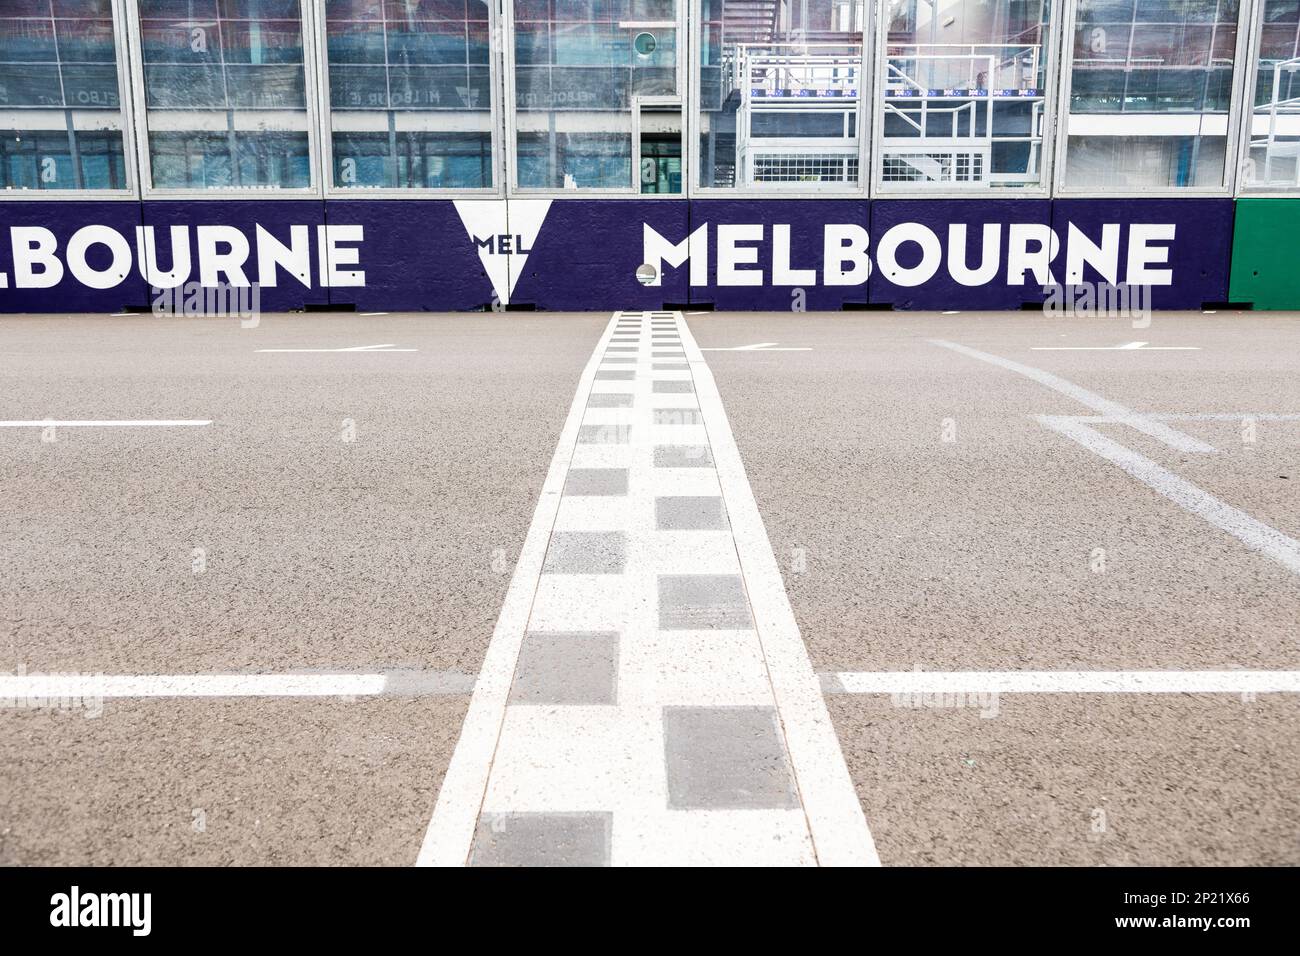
[699,343,813,352]
[1072,413,1300,423]
[1031,342,1200,351]
[823,671,1300,694]
[932,339,1300,576]
[1039,415,1300,576]
[0,671,476,698]
[0,420,211,428]
[685,323,880,867]
[929,339,1217,454]
[256,344,416,353]
[416,311,616,868]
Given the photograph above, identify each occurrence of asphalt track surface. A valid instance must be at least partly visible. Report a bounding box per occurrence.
[1,310,1297,865]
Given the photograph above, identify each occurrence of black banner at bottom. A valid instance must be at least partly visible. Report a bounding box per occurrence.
[0,865,1289,944]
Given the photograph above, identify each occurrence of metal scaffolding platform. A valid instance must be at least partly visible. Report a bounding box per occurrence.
[734,42,862,186]
[880,41,1044,187]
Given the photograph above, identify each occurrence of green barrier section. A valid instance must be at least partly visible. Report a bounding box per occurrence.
[1229,198,1300,309]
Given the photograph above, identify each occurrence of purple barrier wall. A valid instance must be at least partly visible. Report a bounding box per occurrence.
[511,200,691,311]
[0,201,147,313]
[0,197,1236,313]
[686,200,872,311]
[1050,198,1234,310]
[323,200,493,312]
[141,201,329,313]
[869,199,1053,310]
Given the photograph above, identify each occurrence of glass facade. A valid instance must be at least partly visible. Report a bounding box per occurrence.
[0,0,129,192]
[323,0,495,190]
[135,0,313,190]
[698,0,866,190]
[1,2,1293,198]
[512,0,682,191]
[1242,0,1300,188]
[878,0,1053,190]
[1061,0,1244,190]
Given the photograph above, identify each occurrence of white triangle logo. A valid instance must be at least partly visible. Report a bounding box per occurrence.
[453,199,552,306]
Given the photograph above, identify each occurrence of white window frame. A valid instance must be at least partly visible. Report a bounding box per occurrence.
[0,0,140,201]
[123,0,325,200]
[1233,0,1300,196]
[870,0,1064,200]
[687,0,871,198]
[1052,0,1254,198]
[313,0,505,199]
[504,0,689,198]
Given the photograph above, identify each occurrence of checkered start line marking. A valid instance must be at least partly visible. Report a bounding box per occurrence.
[418,312,877,867]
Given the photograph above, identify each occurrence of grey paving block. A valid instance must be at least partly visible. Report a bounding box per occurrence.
[543,531,626,574]
[653,380,694,393]
[657,574,753,629]
[653,409,702,426]
[587,393,633,408]
[662,707,799,810]
[595,370,636,380]
[654,445,713,468]
[577,424,631,444]
[510,631,619,705]
[655,496,727,530]
[470,812,612,867]
[564,467,629,496]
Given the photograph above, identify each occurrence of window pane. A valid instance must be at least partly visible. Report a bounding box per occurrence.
[698,0,864,190]
[1243,0,1300,189]
[877,0,1052,191]
[138,0,313,190]
[0,4,128,191]
[515,0,681,191]
[1063,0,1242,190]
[325,0,497,190]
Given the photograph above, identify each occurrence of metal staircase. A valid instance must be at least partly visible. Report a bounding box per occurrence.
[722,0,784,45]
